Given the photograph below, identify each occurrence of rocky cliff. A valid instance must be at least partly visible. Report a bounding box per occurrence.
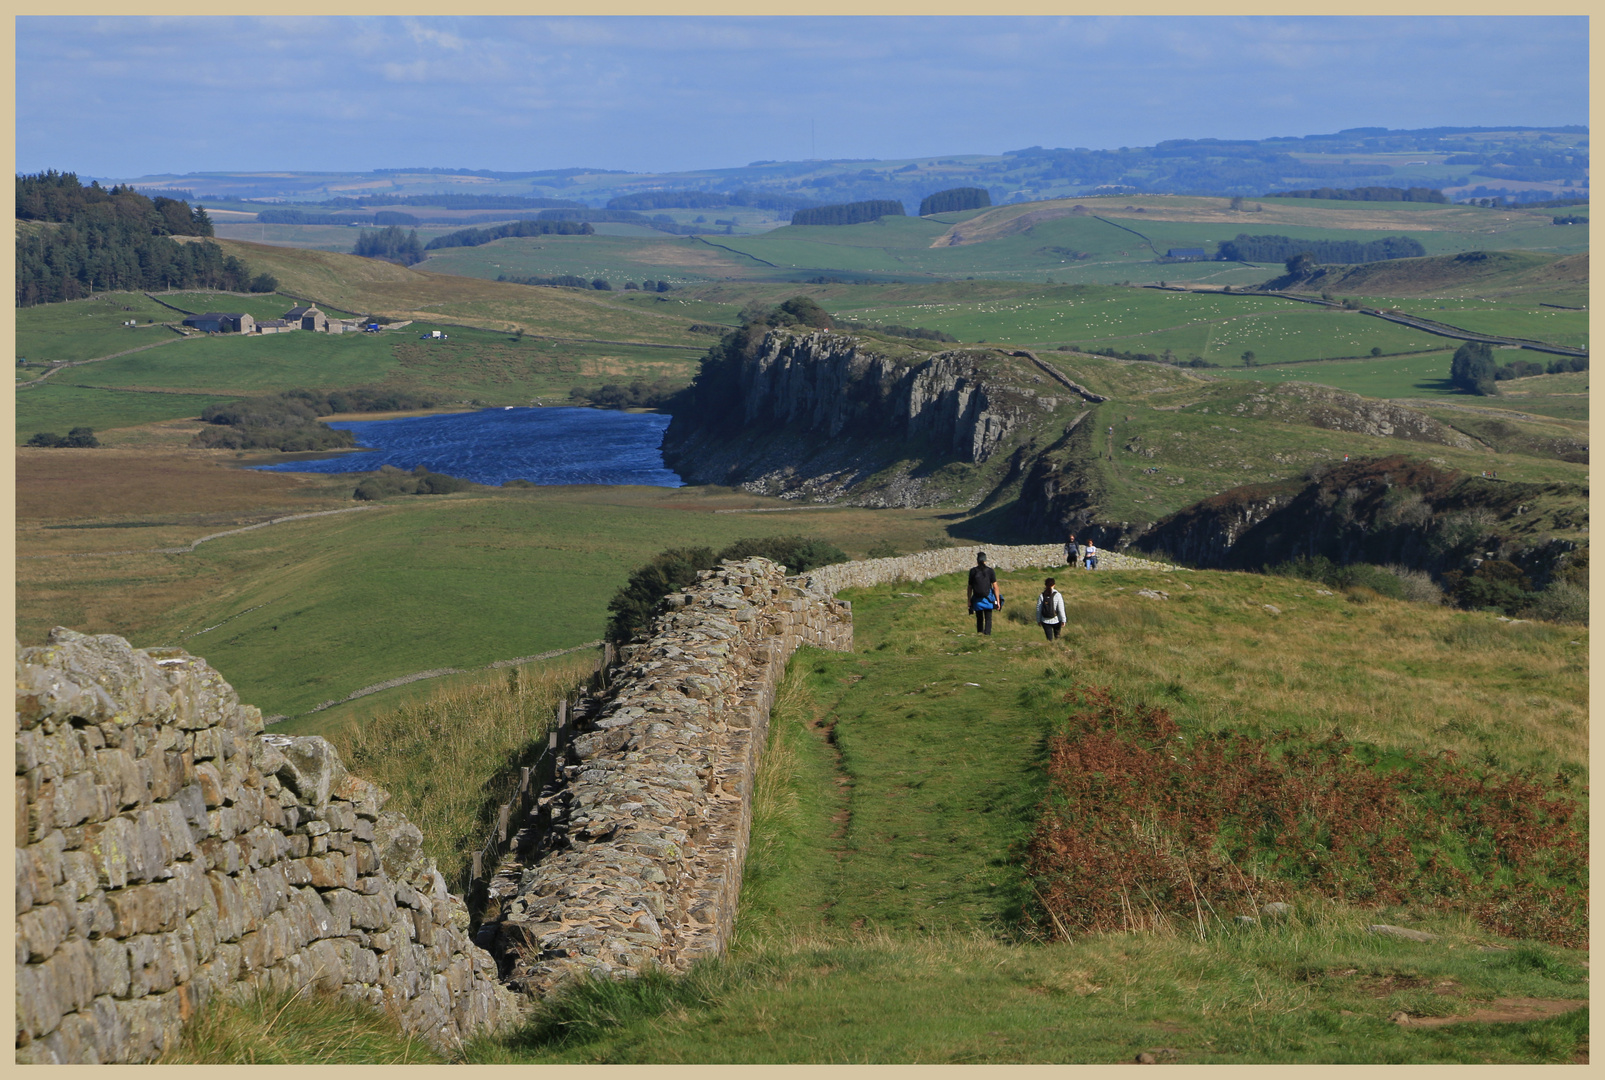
[662,329,1084,507]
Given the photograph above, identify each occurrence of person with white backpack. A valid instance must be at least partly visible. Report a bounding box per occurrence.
[1036,578,1067,641]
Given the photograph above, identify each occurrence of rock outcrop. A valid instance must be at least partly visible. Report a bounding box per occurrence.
[662,329,1071,506]
[1135,455,1586,583]
[15,629,516,1064]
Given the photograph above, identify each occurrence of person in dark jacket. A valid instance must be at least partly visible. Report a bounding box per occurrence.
[967,552,999,635]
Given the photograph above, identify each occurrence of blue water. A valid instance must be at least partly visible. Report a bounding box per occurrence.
[251,407,683,487]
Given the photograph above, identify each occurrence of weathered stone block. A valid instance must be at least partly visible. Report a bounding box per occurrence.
[106,880,181,938]
[277,736,347,807]
[17,900,72,962]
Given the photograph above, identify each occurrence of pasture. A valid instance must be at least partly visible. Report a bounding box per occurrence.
[15,320,703,441]
[13,473,956,719]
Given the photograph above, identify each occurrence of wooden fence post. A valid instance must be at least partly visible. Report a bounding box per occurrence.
[471,850,481,884]
[519,766,530,796]
[498,804,510,844]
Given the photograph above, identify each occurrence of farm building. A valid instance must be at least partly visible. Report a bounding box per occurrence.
[283,304,329,332]
[182,312,256,334]
[1165,248,1208,261]
[256,319,293,334]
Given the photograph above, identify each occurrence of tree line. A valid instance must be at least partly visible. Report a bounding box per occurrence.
[15,171,275,305]
[1217,233,1425,264]
[1265,186,1447,203]
[791,200,905,226]
[422,219,594,251]
[918,187,990,216]
[352,226,425,265]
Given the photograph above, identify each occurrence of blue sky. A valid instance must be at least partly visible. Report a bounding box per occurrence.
[17,16,1589,178]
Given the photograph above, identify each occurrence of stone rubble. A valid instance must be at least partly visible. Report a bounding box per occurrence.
[15,628,516,1064]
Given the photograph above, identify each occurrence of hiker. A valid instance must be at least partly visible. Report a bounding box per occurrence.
[1084,540,1099,570]
[1037,578,1067,641]
[968,551,1000,636]
[1065,533,1079,568]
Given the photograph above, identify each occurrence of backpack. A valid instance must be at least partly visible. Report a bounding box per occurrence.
[1038,592,1056,621]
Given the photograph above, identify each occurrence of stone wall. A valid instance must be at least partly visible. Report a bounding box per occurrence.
[15,629,517,1064]
[800,542,1183,596]
[491,558,851,996]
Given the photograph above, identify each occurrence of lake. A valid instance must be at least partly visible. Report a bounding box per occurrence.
[251,407,684,487]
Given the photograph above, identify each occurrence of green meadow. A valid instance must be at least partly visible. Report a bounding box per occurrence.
[14,485,954,720]
[15,321,703,440]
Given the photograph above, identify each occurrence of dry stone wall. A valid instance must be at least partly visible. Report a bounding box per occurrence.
[15,628,517,1064]
[801,542,1183,595]
[490,559,851,997]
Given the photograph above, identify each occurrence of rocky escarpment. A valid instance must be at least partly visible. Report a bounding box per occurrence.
[1134,455,1586,585]
[662,329,1076,507]
[15,629,515,1064]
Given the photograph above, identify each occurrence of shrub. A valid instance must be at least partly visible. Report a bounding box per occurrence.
[1024,686,1587,947]
[1382,564,1443,605]
[865,540,901,560]
[604,536,847,644]
[353,465,475,500]
[1522,581,1588,625]
[26,426,98,448]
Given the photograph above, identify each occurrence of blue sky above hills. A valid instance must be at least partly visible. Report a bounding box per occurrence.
[17,16,1588,178]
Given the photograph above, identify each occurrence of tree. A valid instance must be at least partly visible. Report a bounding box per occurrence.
[1370,347,1383,357]
[1229,195,1245,211]
[777,296,833,329]
[1241,350,1256,366]
[1284,251,1317,277]
[1449,341,1498,395]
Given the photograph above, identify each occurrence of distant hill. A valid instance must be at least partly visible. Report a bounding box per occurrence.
[96,125,1588,211]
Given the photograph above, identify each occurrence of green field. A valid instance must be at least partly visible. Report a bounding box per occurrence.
[14,383,227,440]
[1362,301,1588,348]
[14,485,955,719]
[15,320,704,440]
[17,293,199,364]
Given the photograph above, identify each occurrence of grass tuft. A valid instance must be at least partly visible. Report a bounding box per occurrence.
[159,986,446,1064]
[330,657,592,882]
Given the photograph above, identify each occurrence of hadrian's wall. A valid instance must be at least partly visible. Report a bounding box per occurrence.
[800,542,1182,595]
[489,558,851,995]
[15,629,516,1064]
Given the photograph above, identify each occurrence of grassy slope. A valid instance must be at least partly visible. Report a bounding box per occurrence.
[15,322,702,441]
[210,238,707,345]
[471,565,1587,1064]
[14,480,956,720]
